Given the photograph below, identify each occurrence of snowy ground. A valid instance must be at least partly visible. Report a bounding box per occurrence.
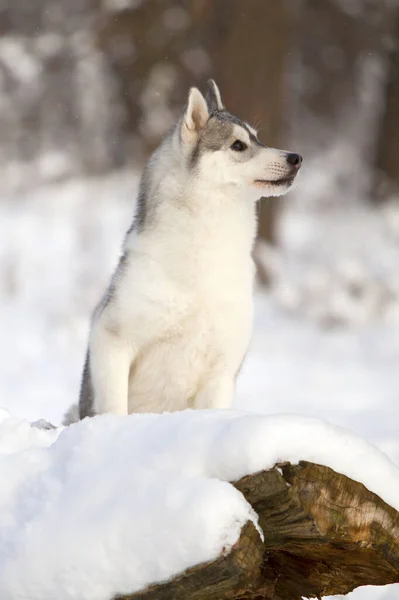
[0,408,398,600]
[0,169,398,598]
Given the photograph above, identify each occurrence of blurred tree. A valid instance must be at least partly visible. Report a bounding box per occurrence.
[98,0,295,248]
[374,11,399,200]
[291,0,394,205]
[211,0,294,245]
[0,0,295,253]
[97,0,222,161]
[0,0,120,177]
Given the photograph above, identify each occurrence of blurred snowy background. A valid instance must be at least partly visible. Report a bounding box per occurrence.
[0,1,399,598]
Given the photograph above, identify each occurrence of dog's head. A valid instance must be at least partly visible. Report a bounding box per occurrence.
[177,80,302,198]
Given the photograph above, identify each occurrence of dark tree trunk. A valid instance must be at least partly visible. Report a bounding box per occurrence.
[97,0,228,158]
[292,0,396,204]
[374,12,399,199]
[211,0,295,246]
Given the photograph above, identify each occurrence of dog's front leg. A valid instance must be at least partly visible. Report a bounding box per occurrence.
[193,376,235,410]
[89,327,133,416]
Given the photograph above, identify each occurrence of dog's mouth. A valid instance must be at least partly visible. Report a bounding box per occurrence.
[254,175,296,187]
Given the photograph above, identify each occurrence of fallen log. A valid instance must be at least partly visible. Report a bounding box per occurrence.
[121,461,399,600]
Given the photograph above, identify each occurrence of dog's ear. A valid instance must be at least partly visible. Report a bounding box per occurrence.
[182,87,209,142]
[206,79,224,112]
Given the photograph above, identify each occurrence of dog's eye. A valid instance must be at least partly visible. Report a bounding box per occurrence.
[230,140,247,152]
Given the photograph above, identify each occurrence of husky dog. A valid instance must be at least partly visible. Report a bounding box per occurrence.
[74,80,302,421]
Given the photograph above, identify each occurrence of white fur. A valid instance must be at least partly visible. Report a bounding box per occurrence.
[208,79,224,111]
[86,85,300,417]
[91,175,256,414]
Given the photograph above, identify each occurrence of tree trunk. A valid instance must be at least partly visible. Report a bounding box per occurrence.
[292,0,396,205]
[211,0,295,246]
[121,461,399,600]
[97,0,228,160]
[374,12,399,199]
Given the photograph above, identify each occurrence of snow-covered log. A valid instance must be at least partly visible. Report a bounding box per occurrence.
[123,461,399,600]
[1,410,399,600]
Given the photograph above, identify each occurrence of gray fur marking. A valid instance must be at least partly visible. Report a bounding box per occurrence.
[190,111,263,169]
[215,111,263,146]
[127,132,173,234]
[79,350,96,419]
[189,115,233,168]
[206,79,224,112]
[131,165,151,233]
[62,403,80,425]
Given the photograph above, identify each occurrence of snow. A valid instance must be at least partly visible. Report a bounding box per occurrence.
[0,171,137,423]
[335,588,399,600]
[237,295,399,469]
[0,169,399,598]
[0,410,255,600]
[0,408,398,600]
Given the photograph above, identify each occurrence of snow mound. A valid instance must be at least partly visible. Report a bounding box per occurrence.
[0,409,398,600]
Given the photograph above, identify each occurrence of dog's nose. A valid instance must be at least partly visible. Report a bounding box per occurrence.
[286,153,302,169]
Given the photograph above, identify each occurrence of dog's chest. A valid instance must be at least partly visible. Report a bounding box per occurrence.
[116,201,256,352]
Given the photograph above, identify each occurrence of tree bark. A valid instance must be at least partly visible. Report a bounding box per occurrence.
[121,461,399,600]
